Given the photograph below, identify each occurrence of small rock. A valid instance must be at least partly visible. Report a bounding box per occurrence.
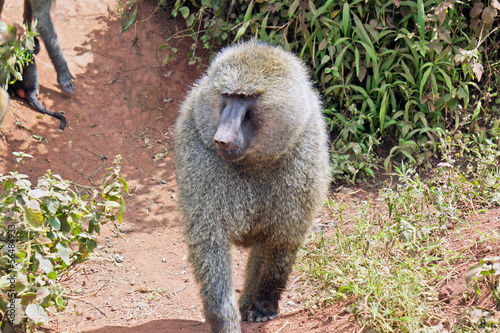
[114,253,124,263]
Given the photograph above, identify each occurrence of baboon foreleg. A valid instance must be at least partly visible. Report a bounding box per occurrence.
[29,0,74,94]
[190,241,241,333]
[239,242,298,322]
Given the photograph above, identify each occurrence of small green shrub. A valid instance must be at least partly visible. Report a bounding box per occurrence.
[0,21,37,89]
[296,154,500,331]
[0,153,128,332]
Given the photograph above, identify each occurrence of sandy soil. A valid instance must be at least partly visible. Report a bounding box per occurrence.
[0,1,498,332]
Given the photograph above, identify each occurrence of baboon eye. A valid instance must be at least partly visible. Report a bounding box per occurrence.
[241,93,251,99]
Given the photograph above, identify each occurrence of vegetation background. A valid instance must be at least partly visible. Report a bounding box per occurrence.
[162,0,500,182]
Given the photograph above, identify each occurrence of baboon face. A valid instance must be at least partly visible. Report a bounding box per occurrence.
[194,42,317,164]
[213,93,258,162]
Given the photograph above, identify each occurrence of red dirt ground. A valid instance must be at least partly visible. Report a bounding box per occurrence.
[0,1,498,332]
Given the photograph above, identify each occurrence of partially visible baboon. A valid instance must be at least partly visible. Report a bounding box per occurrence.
[0,87,8,125]
[9,36,66,130]
[0,0,74,94]
[174,41,331,332]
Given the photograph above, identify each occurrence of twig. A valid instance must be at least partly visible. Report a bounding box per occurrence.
[67,280,110,299]
[71,298,108,318]
[274,321,290,333]
[84,147,107,160]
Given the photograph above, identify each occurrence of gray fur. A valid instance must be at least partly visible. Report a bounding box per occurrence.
[0,88,8,125]
[174,41,331,333]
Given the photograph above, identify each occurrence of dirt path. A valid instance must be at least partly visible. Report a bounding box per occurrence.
[0,1,353,332]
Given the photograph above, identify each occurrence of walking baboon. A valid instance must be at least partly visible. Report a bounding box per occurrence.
[9,37,66,130]
[0,0,74,94]
[174,41,331,332]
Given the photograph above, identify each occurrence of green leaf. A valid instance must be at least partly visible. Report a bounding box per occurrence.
[354,47,360,78]
[25,304,48,325]
[419,65,433,99]
[417,0,425,38]
[353,15,374,51]
[400,150,417,164]
[465,265,483,285]
[243,0,255,23]
[35,253,53,274]
[86,239,97,253]
[234,21,251,42]
[342,2,350,36]
[430,72,438,98]
[186,14,195,28]
[121,7,137,33]
[118,197,126,223]
[289,0,300,18]
[119,177,129,194]
[48,216,61,229]
[179,6,189,19]
[24,208,44,230]
[28,189,50,198]
[472,101,481,121]
[379,91,389,135]
[104,201,120,211]
[435,66,453,93]
[401,61,415,86]
[47,198,60,215]
[363,167,375,177]
[312,0,334,22]
[56,243,71,265]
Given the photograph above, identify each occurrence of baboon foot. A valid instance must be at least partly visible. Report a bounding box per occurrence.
[240,305,277,322]
[58,74,74,94]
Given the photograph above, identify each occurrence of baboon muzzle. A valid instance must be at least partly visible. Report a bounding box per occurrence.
[214,96,254,162]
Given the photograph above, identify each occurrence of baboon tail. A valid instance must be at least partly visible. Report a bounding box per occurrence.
[27,92,66,130]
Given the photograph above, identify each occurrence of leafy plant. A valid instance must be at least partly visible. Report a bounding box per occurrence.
[0,21,37,89]
[459,256,500,331]
[466,256,500,305]
[0,153,128,331]
[163,0,500,181]
[116,0,141,33]
[296,155,500,331]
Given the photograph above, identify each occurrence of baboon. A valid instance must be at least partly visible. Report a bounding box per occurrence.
[0,87,7,124]
[174,41,331,333]
[0,0,74,94]
[9,36,66,130]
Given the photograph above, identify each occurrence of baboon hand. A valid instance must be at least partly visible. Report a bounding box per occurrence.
[58,75,74,94]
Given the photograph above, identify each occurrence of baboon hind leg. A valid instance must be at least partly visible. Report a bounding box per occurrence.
[29,0,74,94]
[190,241,241,333]
[239,242,298,322]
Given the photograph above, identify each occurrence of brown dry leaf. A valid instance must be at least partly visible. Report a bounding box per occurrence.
[435,1,454,24]
[472,62,483,82]
[482,6,497,26]
[471,2,484,18]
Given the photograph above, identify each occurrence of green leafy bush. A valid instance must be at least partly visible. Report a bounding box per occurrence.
[0,21,37,89]
[0,153,128,331]
[296,157,500,331]
[164,0,500,181]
